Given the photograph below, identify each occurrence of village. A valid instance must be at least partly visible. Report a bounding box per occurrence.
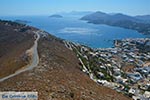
[64,38,150,100]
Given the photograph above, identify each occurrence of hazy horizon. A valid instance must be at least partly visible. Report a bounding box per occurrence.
[0,0,150,16]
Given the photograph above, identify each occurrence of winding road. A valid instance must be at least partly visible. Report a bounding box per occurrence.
[0,31,40,82]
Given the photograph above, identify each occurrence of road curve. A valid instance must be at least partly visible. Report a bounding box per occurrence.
[0,31,40,82]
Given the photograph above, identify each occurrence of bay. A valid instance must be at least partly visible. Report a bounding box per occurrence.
[0,16,146,48]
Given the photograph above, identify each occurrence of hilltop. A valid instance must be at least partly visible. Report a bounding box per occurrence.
[0,20,130,100]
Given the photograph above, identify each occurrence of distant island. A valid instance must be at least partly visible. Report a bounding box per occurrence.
[81,11,150,35]
[14,20,30,24]
[49,14,63,18]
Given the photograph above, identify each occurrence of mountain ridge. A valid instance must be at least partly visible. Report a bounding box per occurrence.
[81,11,150,34]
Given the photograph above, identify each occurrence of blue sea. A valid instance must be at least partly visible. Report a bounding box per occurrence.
[0,15,148,48]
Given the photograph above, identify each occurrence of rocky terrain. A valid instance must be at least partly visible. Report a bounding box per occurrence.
[0,20,130,100]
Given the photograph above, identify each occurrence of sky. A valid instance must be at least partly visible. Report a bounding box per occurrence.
[0,0,150,16]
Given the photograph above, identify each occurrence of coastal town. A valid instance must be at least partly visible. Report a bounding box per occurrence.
[64,38,150,100]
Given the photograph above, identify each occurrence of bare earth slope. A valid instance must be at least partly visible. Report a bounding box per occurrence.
[0,21,35,78]
[0,20,130,100]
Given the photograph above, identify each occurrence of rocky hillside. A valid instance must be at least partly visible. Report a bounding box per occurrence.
[0,20,35,78]
[0,20,130,100]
